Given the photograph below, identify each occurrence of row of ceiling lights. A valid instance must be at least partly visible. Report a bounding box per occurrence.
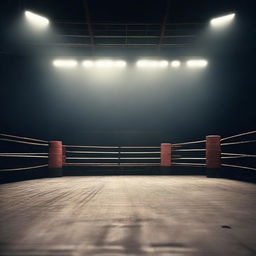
[53,59,208,68]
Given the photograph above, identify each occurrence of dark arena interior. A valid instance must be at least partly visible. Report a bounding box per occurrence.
[0,0,256,255]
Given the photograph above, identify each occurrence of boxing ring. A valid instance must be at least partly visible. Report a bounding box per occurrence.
[0,132,256,256]
[0,131,255,177]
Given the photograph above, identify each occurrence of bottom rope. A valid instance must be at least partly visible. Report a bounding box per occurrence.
[64,163,160,167]
[222,164,256,171]
[0,164,48,172]
[172,162,206,167]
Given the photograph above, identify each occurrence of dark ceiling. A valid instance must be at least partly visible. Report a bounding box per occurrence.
[5,0,252,22]
[1,0,255,56]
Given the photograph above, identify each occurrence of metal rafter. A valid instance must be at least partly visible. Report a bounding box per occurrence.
[55,21,203,26]
[38,43,191,48]
[59,35,195,39]
[159,0,171,45]
[83,0,94,46]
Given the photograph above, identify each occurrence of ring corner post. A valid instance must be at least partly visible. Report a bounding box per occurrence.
[160,143,172,168]
[206,135,221,178]
[48,141,63,177]
[62,144,66,162]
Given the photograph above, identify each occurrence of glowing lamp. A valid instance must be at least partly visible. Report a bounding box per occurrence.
[186,59,208,68]
[25,11,49,28]
[53,60,78,68]
[136,60,169,68]
[210,13,235,28]
[171,60,181,68]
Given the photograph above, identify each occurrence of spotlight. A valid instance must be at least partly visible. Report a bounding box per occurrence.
[171,60,181,68]
[186,60,208,68]
[95,60,126,68]
[210,13,235,28]
[82,60,94,68]
[53,59,78,68]
[25,11,49,28]
[82,60,126,68]
[114,60,127,68]
[136,60,168,68]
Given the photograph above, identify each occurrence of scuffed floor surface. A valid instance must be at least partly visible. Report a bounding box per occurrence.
[0,176,256,256]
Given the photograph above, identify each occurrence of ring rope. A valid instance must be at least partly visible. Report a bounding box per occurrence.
[120,151,160,154]
[0,133,48,143]
[120,146,160,149]
[64,162,119,166]
[66,150,119,154]
[65,145,160,149]
[0,154,48,158]
[0,152,48,155]
[0,138,48,146]
[66,157,119,160]
[221,156,252,159]
[222,164,256,171]
[222,153,256,157]
[66,157,160,160]
[120,163,160,165]
[64,145,119,149]
[65,164,120,167]
[172,140,205,147]
[120,163,160,166]
[172,155,182,158]
[172,157,206,160]
[221,140,256,146]
[120,157,160,160]
[172,148,205,152]
[64,163,160,166]
[172,162,206,167]
[65,150,160,154]
[0,164,48,172]
[221,131,256,142]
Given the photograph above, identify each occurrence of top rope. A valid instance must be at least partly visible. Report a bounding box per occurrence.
[0,133,48,143]
[221,131,256,142]
[0,138,48,146]
[172,139,206,147]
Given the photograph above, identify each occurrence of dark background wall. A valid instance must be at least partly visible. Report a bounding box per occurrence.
[0,0,255,182]
[0,41,255,146]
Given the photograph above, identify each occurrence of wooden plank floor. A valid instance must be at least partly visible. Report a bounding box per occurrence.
[0,176,256,256]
